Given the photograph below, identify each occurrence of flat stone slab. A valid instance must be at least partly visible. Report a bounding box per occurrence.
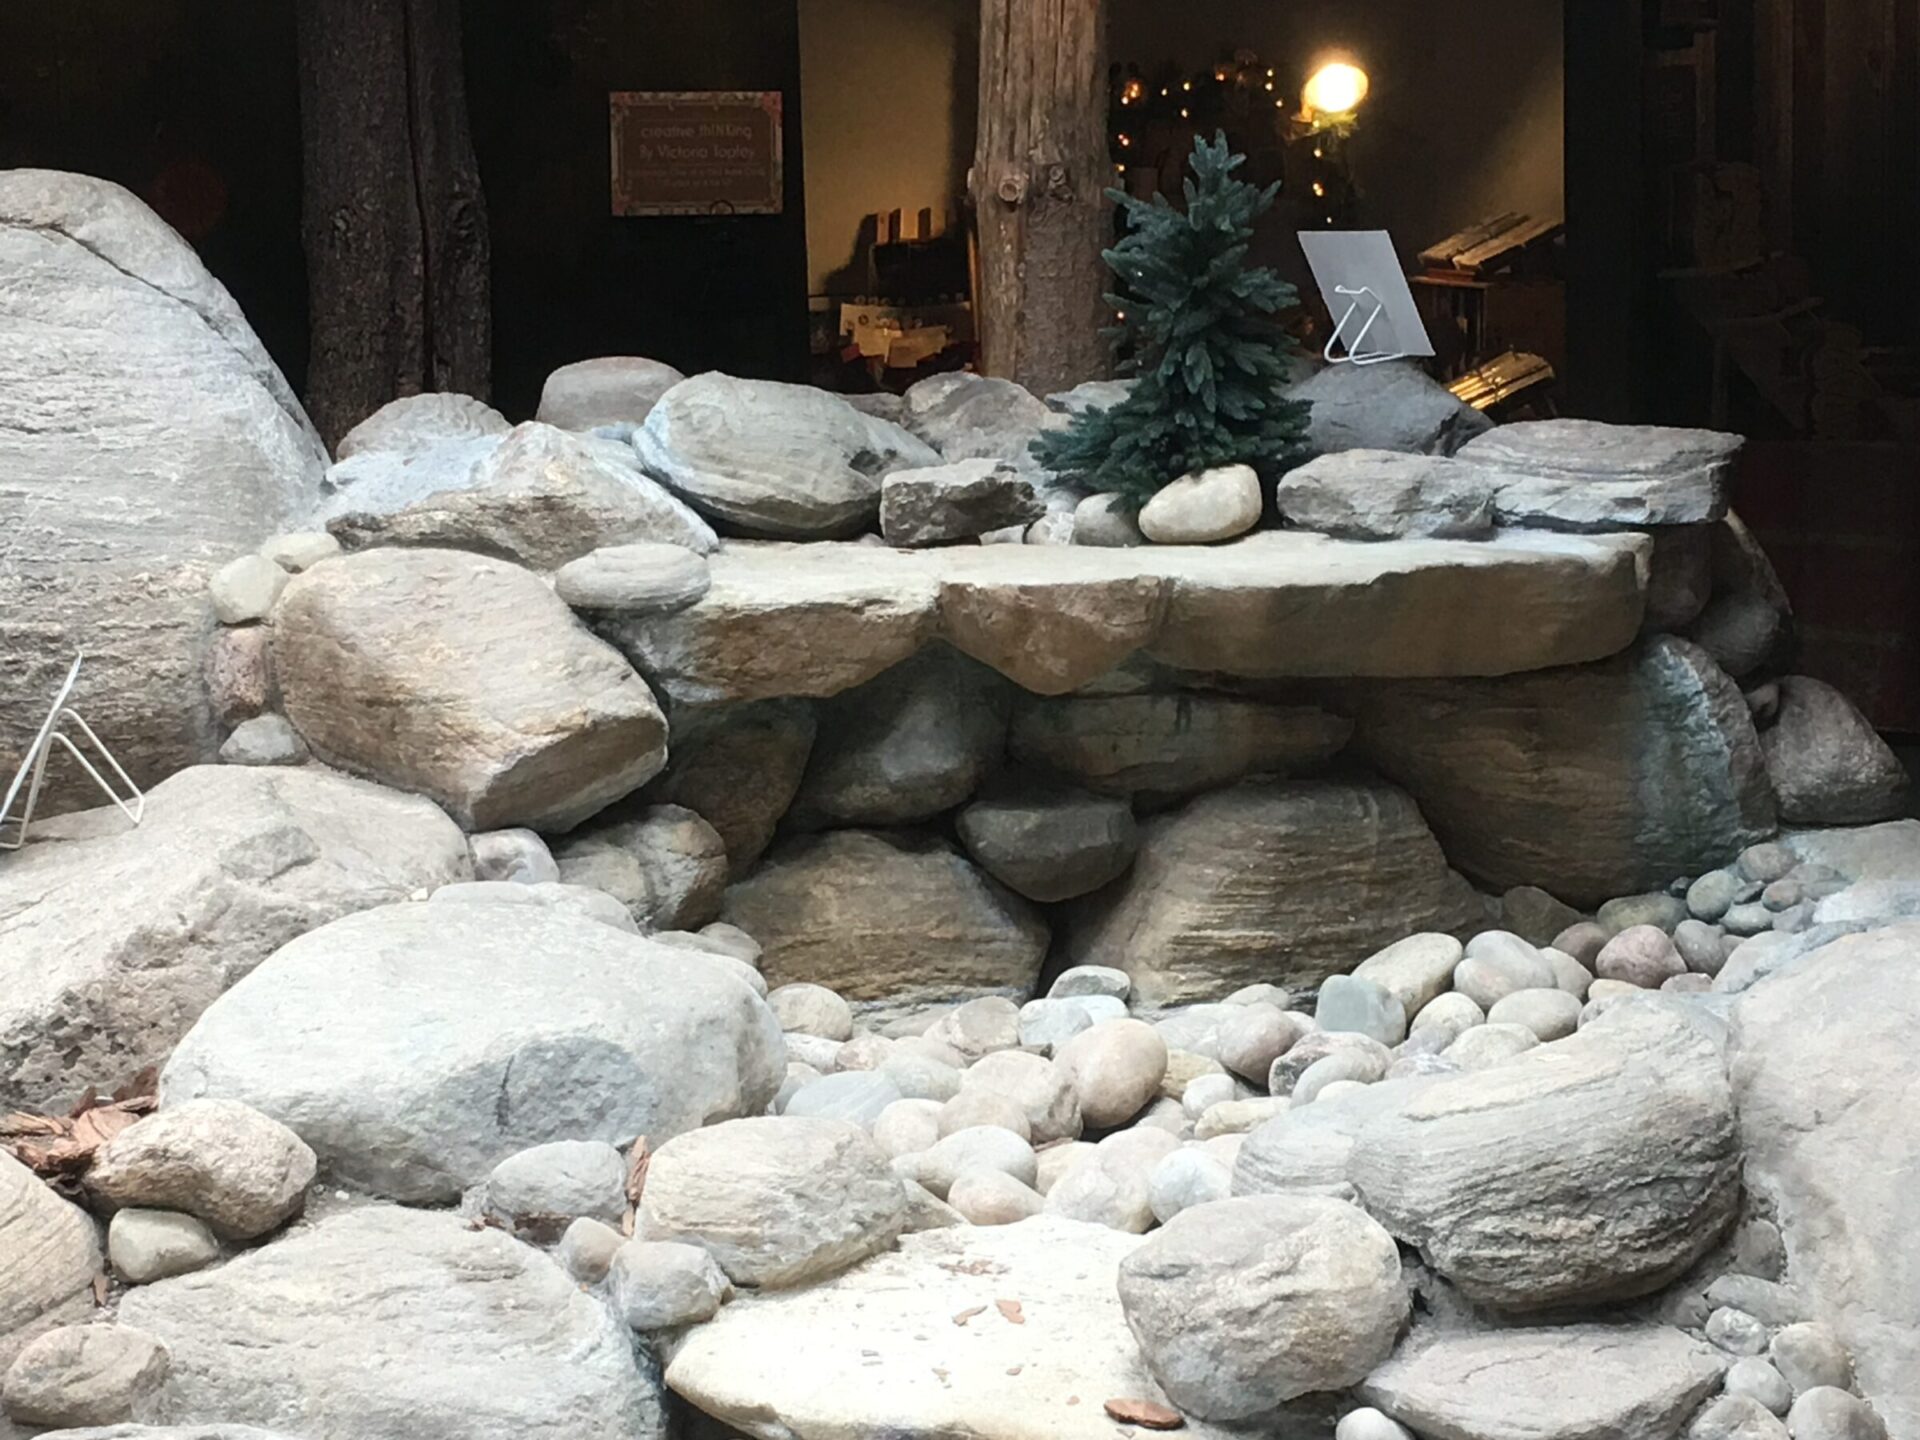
[1461,419,1739,531]
[605,531,1649,704]
[662,1216,1242,1440]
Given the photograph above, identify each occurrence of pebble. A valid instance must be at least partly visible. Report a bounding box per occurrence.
[768,982,855,1041]
[1315,974,1408,1046]
[937,1089,1031,1141]
[0,1324,171,1428]
[1544,947,1595,999]
[1551,920,1612,966]
[1454,931,1556,1008]
[831,1033,895,1071]
[1442,1021,1539,1070]
[609,1239,734,1330]
[553,542,712,615]
[1136,463,1261,544]
[962,1049,1083,1144]
[209,552,290,623]
[1689,1394,1790,1440]
[219,712,309,766]
[1147,1147,1233,1224]
[1385,1051,1460,1081]
[1732,1218,1788,1280]
[786,1071,903,1128]
[1707,1274,1803,1326]
[1160,1048,1228,1100]
[259,530,342,572]
[1675,918,1730,975]
[1707,1305,1770,1356]
[1270,1032,1389,1096]
[1034,1140,1095,1196]
[556,1216,624,1284]
[1408,992,1485,1047]
[1687,869,1740,922]
[1048,965,1133,1001]
[485,1139,627,1229]
[1724,1357,1793,1416]
[1597,891,1690,933]
[1056,1019,1168,1128]
[783,1033,844,1071]
[1724,901,1777,937]
[1771,1322,1854,1393]
[698,921,763,963]
[108,1207,220,1284]
[1216,1004,1311,1084]
[1595,924,1686,988]
[1181,1072,1242,1119]
[900,1126,1037,1198]
[946,1169,1045,1225]
[1486,987,1582,1041]
[86,1097,316,1241]
[1017,994,1125,1051]
[1352,933,1464,1016]
[1498,886,1585,948]
[1072,493,1146,547]
[1738,842,1799,884]
[774,1062,820,1112]
[1194,1097,1287,1140]
[1293,1047,1387,1104]
[925,996,1022,1060]
[1786,1388,1888,1440]
[878,1054,963,1104]
[1336,1408,1416,1440]
[1225,982,1293,1008]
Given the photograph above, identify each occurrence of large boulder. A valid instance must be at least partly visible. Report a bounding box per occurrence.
[117,1206,666,1440]
[158,900,785,1201]
[1061,779,1485,1009]
[1460,419,1739,531]
[1683,513,1794,679]
[1287,361,1492,457]
[336,392,509,459]
[271,548,668,831]
[85,1099,315,1241]
[641,700,817,877]
[0,1153,101,1369]
[1275,451,1497,540]
[1758,676,1907,825]
[0,171,327,814]
[1348,636,1778,907]
[1731,921,1920,1439]
[721,831,1049,1013]
[1117,1196,1406,1416]
[1348,1002,1741,1310]
[325,421,717,566]
[1357,1324,1726,1440]
[637,1116,906,1287]
[661,1216,1242,1440]
[789,647,1010,828]
[536,356,686,431]
[552,804,729,929]
[0,765,468,1112]
[635,373,940,538]
[900,372,1066,468]
[1008,694,1351,800]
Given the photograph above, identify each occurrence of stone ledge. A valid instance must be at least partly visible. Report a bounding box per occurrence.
[602,530,1652,705]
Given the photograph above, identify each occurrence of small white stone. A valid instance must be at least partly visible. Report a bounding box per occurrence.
[1137,464,1262,544]
[108,1208,220,1284]
[557,1216,625,1284]
[1336,1407,1416,1440]
[209,552,290,623]
[946,1169,1045,1225]
[259,531,342,572]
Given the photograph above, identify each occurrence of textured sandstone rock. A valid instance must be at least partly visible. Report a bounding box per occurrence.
[272,548,667,831]
[1349,1003,1740,1309]
[0,766,468,1112]
[336,391,509,459]
[552,804,729,929]
[957,783,1138,902]
[87,1100,314,1241]
[1732,922,1920,1439]
[1,1323,170,1428]
[554,542,712,615]
[0,170,327,814]
[636,373,939,537]
[1009,694,1350,799]
[1462,418,1740,530]
[1349,636,1778,907]
[0,1153,101,1368]
[327,422,717,566]
[160,901,784,1201]
[1759,676,1908,825]
[879,460,1044,546]
[1276,450,1497,540]
[900,372,1066,467]
[1358,1323,1727,1440]
[535,356,686,430]
[723,831,1047,1011]
[118,1206,664,1440]
[1063,779,1485,1008]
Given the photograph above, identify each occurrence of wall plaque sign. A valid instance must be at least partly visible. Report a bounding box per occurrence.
[609,90,784,216]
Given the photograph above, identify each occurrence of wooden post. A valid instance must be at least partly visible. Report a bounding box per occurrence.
[970,0,1110,395]
[296,0,490,448]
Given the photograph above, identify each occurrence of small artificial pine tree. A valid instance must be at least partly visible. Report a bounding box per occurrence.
[1034,132,1310,509]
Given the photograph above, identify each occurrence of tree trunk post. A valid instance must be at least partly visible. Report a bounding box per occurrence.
[297,0,490,448]
[971,0,1111,396]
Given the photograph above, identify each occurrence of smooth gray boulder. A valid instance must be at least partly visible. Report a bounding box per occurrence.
[1732,922,1920,1439]
[0,170,327,815]
[159,900,785,1201]
[635,373,939,538]
[0,1153,101,1369]
[722,831,1048,1014]
[900,372,1065,468]
[0,765,469,1112]
[1462,419,1740,531]
[1117,1195,1405,1416]
[637,1117,905,1288]
[536,356,685,430]
[554,542,711,615]
[1062,779,1485,1008]
[483,1141,627,1230]
[1349,636,1777,907]
[117,1206,665,1440]
[1,1324,170,1429]
[1288,360,1492,457]
[325,421,717,566]
[957,782,1138,902]
[336,391,509,459]
[1276,451,1497,540]
[1759,676,1907,825]
[1358,1323,1727,1440]
[272,547,668,831]
[788,647,1009,828]
[1349,1002,1740,1309]
[641,699,816,877]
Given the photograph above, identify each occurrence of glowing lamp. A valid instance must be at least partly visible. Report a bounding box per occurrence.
[1302,60,1369,117]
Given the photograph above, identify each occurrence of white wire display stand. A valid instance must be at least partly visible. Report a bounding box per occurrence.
[1299,229,1435,370]
[0,653,145,851]
[1322,284,1409,366]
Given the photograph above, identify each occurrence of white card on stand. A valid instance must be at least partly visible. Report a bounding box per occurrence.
[1298,229,1434,364]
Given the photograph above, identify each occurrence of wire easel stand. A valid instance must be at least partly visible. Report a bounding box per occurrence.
[1,654,145,851]
[1323,284,1410,366]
